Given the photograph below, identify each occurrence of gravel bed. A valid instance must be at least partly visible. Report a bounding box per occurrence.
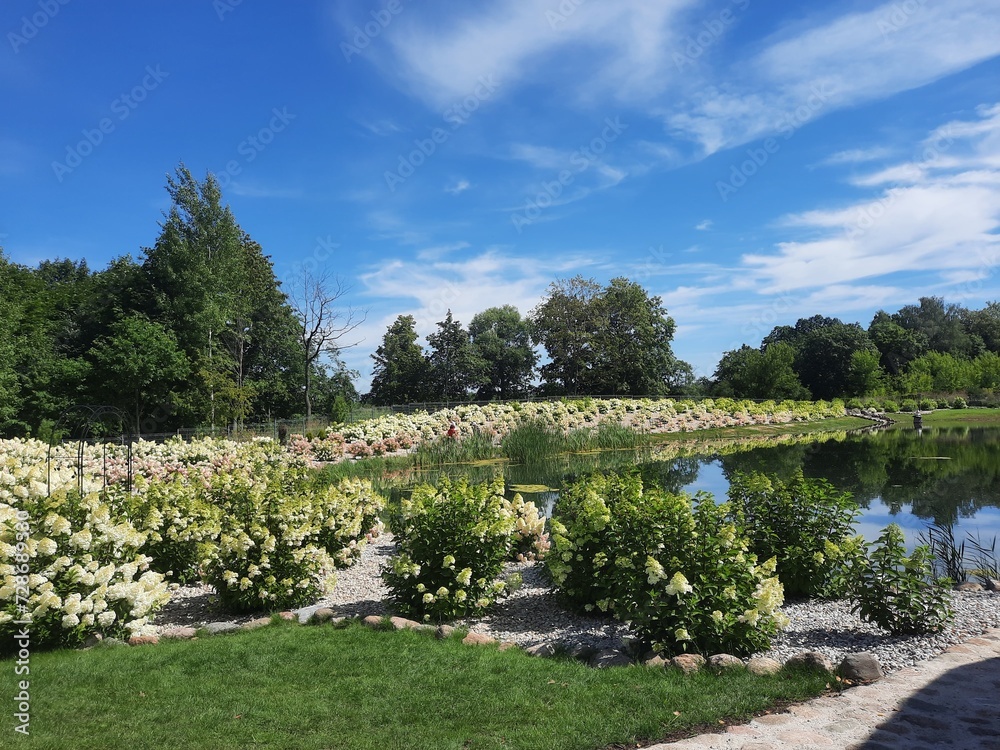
[154,534,1000,673]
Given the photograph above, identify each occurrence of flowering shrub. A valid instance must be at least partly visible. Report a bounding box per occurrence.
[201,463,337,613]
[313,478,385,567]
[850,524,954,635]
[0,490,170,650]
[383,476,517,621]
[547,472,788,657]
[109,477,223,583]
[503,493,549,562]
[727,471,863,598]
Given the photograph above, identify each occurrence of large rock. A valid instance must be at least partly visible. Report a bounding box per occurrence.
[786,651,834,673]
[203,621,239,635]
[160,627,198,640]
[436,624,456,639]
[361,615,385,629]
[526,642,558,658]
[462,631,497,647]
[747,656,782,676]
[128,635,160,646]
[241,617,273,631]
[838,652,883,683]
[310,608,337,623]
[589,649,633,669]
[956,582,984,592]
[707,654,744,672]
[643,653,668,668]
[671,654,706,674]
[985,579,1000,592]
[389,616,425,631]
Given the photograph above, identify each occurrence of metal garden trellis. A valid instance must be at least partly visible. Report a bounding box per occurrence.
[45,405,137,497]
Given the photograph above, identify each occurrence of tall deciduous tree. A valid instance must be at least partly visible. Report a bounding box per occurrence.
[288,269,364,422]
[468,305,537,400]
[713,343,809,399]
[89,315,190,433]
[368,315,429,405]
[529,276,601,394]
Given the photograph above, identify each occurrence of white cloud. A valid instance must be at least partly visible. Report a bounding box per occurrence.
[445,179,471,195]
[742,105,1000,294]
[821,147,894,166]
[695,219,712,231]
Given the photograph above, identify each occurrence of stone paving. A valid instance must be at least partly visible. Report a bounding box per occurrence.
[649,628,1000,749]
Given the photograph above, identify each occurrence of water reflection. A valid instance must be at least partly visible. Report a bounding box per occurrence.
[386,425,1000,546]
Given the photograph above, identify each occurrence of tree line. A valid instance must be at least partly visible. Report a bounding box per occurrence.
[0,166,694,437]
[711,297,1000,401]
[365,276,694,405]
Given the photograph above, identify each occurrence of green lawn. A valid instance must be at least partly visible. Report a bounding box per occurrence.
[890,406,1000,428]
[6,622,833,750]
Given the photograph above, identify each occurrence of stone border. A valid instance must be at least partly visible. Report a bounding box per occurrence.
[91,606,885,684]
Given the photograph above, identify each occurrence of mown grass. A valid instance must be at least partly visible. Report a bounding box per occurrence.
[891,406,1000,428]
[9,621,833,750]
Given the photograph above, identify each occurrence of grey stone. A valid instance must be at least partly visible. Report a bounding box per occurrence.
[643,654,668,668]
[436,624,456,639]
[707,653,744,672]
[985,579,1000,592]
[311,607,337,623]
[786,650,834,673]
[526,642,558,658]
[565,642,598,662]
[82,633,103,648]
[838,652,884,683]
[203,621,239,635]
[589,648,633,669]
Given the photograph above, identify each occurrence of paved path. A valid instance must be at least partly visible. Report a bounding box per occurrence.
[649,628,1000,750]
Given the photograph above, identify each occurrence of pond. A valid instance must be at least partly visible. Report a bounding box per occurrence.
[391,424,1000,549]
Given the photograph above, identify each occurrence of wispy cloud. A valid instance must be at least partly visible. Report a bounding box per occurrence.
[821,147,894,166]
[695,219,712,231]
[445,178,471,195]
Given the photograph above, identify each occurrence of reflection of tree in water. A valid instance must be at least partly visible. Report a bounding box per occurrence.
[718,426,1000,525]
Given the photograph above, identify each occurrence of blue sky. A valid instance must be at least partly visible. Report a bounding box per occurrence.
[2,0,1000,391]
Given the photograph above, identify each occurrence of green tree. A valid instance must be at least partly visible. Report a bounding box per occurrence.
[714,343,809,399]
[529,276,602,394]
[868,312,926,376]
[426,310,483,401]
[368,315,429,405]
[89,315,190,433]
[961,302,1000,354]
[468,306,537,400]
[794,322,878,400]
[892,297,979,357]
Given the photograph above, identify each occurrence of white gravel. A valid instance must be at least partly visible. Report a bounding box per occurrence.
[154,534,1000,673]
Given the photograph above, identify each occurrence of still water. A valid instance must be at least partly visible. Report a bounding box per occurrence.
[399,424,1000,547]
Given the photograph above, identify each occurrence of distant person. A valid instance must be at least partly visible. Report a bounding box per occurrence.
[447,422,457,439]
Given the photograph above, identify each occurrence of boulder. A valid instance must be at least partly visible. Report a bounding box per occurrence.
[565,643,598,662]
[82,633,103,649]
[311,608,337,623]
[278,611,296,621]
[956,582,984,592]
[498,641,520,652]
[361,615,385,629]
[786,651,834,673]
[128,635,159,647]
[837,652,883,683]
[747,657,782,676]
[589,649,633,669]
[241,617,273,631]
[160,627,198,640]
[436,624,456,639]
[390,616,424,631]
[526,642,558,658]
[707,654,744,673]
[643,654,668,668]
[671,654,706,674]
[986,579,1000,592]
[462,631,497,647]
[203,621,239,635]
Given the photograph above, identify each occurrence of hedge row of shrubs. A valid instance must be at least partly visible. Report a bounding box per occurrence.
[381,471,955,657]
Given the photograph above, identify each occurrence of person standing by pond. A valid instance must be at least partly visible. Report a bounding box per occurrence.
[447,421,458,439]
